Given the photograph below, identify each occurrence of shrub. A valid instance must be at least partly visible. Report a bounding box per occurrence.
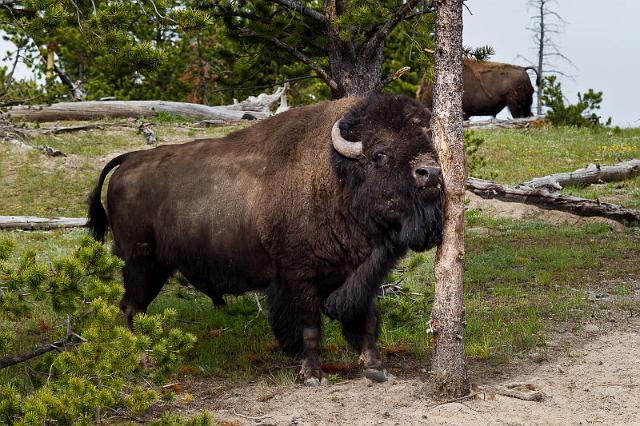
[541,75,611,127]
[464,130,496,180]
[0,236,196,424]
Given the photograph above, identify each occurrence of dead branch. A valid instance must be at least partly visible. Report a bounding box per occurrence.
[0,318,78,369]
[0,216,87,230]
[518,159,640,190]
[466,177,640,225]
[53,63,86,101]
[491,382,544,402]
[232,408,271,420]
[376,66,411,91]
[427,391,481,409]
[41,123,104,135]
[227,85,287,114]
[5,138,66,157]
[137,122,157,145]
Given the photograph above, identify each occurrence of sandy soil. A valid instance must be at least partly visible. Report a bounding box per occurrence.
[161,308,639,426]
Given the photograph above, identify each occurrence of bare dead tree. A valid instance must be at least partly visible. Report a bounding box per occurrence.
[429,0,470,399]
[522,0,573,115]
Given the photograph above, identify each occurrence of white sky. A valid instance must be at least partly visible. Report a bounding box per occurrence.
[464,0,640,126]
[2,1,639,126]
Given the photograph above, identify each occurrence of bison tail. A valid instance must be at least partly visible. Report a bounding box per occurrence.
[87,154,127,243]
[524,66,541,86]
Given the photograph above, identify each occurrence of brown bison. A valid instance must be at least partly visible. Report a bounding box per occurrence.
[417,59,539,118]
[87,94,443,386]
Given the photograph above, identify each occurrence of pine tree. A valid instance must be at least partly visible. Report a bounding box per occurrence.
[0,236,196,424]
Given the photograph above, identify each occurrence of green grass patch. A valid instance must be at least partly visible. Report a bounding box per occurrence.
[473,126,640,208]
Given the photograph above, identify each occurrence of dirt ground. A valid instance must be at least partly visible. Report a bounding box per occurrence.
[162,295,639,426]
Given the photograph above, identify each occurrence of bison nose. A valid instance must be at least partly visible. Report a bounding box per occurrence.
[413,166,441,188]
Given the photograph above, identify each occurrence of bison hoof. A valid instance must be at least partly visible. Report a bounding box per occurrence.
[304,377,329,387]
[364,368,391,383]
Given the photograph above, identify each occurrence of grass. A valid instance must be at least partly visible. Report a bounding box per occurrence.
[472,126,640,208]
[1,121,639,391]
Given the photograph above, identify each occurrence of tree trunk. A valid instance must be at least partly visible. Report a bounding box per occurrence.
[535,0,546,116]
[429,0,470,399]
[324,6,384,99]
[328,45,384,98]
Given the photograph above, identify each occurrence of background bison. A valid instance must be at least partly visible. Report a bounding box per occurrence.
[88,94,443,386]
[417,59,539,118]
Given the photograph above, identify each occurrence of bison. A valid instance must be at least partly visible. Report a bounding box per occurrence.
[417,58,539,119]
[87,94,443,386]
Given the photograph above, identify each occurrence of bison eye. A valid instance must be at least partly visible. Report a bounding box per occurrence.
[373,151,388,166]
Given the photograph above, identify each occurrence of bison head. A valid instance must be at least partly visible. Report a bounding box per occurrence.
[331,94,443,252]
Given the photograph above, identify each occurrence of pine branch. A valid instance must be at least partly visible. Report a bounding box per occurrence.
[268,0,327,23]
[0,317,77,369]
[365,0,428,54]
[239,29,338,91]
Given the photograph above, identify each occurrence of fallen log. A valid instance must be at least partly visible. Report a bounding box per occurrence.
[6,100,272,122]
[7,86,289,123]
[41,123,104,134]
[464,116,545,130]
[518,159,640,190]
[0,216,87,230]
[466,177,640,225]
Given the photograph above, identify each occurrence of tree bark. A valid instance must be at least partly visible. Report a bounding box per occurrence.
[536,0,544,116]
[466,177,640,225]
[518,159,640,190]
[429,0,470,399]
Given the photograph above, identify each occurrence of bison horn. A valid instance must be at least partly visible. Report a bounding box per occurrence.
[331,120,363,159]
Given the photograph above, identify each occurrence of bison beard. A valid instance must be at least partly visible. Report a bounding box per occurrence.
[87,94,443,386]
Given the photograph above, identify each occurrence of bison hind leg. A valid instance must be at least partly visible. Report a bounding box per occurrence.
[266,281,304,358]
[120,257,172,328]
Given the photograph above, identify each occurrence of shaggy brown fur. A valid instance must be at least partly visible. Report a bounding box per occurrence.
[87,94,443,384]
[417,59,538,118]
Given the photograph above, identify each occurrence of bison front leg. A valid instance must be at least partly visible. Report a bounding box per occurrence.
[341,303,390,382]
[267,280,328,386]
